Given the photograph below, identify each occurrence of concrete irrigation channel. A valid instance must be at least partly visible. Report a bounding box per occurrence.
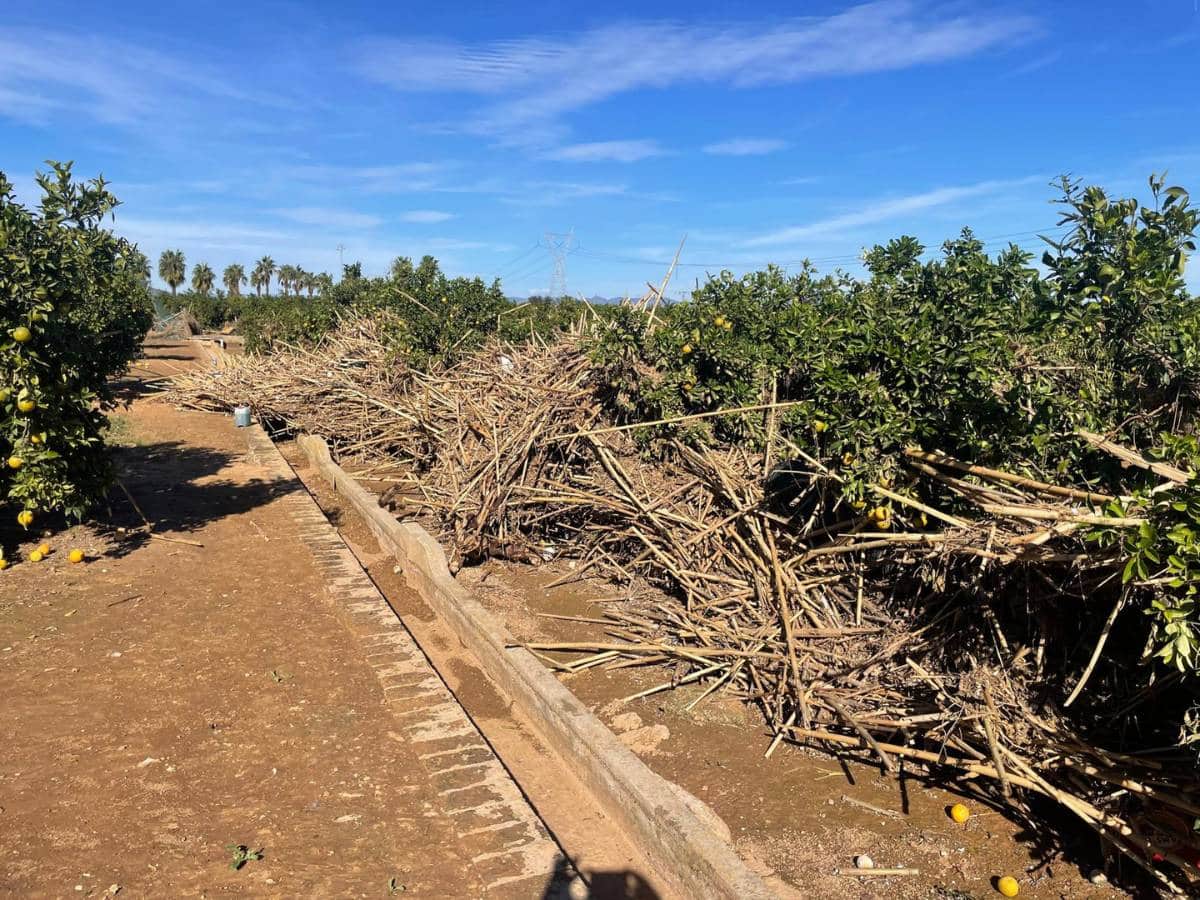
[285,430,780,900]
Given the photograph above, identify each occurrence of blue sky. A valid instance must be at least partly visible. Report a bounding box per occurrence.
[2,1,1199,297]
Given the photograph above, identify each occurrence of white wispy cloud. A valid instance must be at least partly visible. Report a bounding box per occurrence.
[424,238,516,252]
[110,216,296,251]
[741,177,1040,247]
[0,26,291,127]
[275,207,383,229]
[703,138,789,156]
[276,162,450,194]
[400,209,456,223]
[543,140,667,163]
[355,3,1037,142]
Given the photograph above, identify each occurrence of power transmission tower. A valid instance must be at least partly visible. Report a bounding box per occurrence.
[544,228,574,297]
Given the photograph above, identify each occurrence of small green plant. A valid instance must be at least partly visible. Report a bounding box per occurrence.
[226,844,264,870]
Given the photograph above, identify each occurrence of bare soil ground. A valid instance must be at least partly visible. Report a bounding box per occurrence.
[0,341,524,898]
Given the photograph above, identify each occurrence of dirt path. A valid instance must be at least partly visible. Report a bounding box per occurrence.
[0,341,567,898]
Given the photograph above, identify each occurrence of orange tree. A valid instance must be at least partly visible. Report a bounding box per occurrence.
[590,177,1199,505]
[1,162,152,524]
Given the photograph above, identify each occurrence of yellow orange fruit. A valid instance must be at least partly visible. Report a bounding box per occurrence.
[17,510,33,527]
[7,456,22,469]
[30,434,42,445]
[17,399,35,413]
[0,558,8,570]
[950,802,970,823]
[813,420,827,433]
[29,549,43,563]
[681,343,693,355]
[36,543,50,556]
[723,321,732,331]
[69,549,85,564]
[997,876,1019,897]
[11,326,31,343]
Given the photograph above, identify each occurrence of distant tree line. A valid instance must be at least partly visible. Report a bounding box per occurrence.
[156,249,333,300]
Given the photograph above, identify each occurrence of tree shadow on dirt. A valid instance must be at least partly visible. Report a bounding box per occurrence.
[99,440,302,558]
[110,378,171,405]
[541,856,659,899]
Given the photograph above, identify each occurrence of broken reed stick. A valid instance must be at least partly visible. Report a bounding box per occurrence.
[545,400,807,442]
[643,236,685,332]
[1078,429,1190,484]
[840,794,902,819]
[866,482,970,528]
[826,696,896,775]
[1063,591,1127,708]
[835,868,919,877]
[978,503,1144,527]
[114,526,204,547]
[118,480,153,528]
[982,683,1011,799]
[520,641,785,662]
[906,447,1115,503]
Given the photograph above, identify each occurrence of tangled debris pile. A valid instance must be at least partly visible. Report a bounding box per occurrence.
[171,316,1200,894]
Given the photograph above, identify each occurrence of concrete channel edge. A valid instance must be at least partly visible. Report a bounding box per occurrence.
[294,433,777,900]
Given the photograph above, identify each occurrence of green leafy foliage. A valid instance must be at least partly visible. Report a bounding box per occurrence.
[1037,175,1200,448]
[1,162,152,521]
[375,255,509,368]
[589,177,1198,502]
[239,257,614,365]
[239,292,341,353]
[1091,436,1200,676]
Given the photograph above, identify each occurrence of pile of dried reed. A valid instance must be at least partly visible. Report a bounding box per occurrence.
[169,316,1199,894]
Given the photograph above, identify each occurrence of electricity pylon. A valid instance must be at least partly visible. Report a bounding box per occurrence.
[544,229,574,298]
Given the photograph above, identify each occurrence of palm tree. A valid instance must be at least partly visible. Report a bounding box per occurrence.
[223,263,247,297]
[251,256,275,296]
[158,249,186,296]
[191,263,215,296]
[302,271,317,297]
[131,250,152,288]
[277,264,293,296]
[282,264,304,297]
